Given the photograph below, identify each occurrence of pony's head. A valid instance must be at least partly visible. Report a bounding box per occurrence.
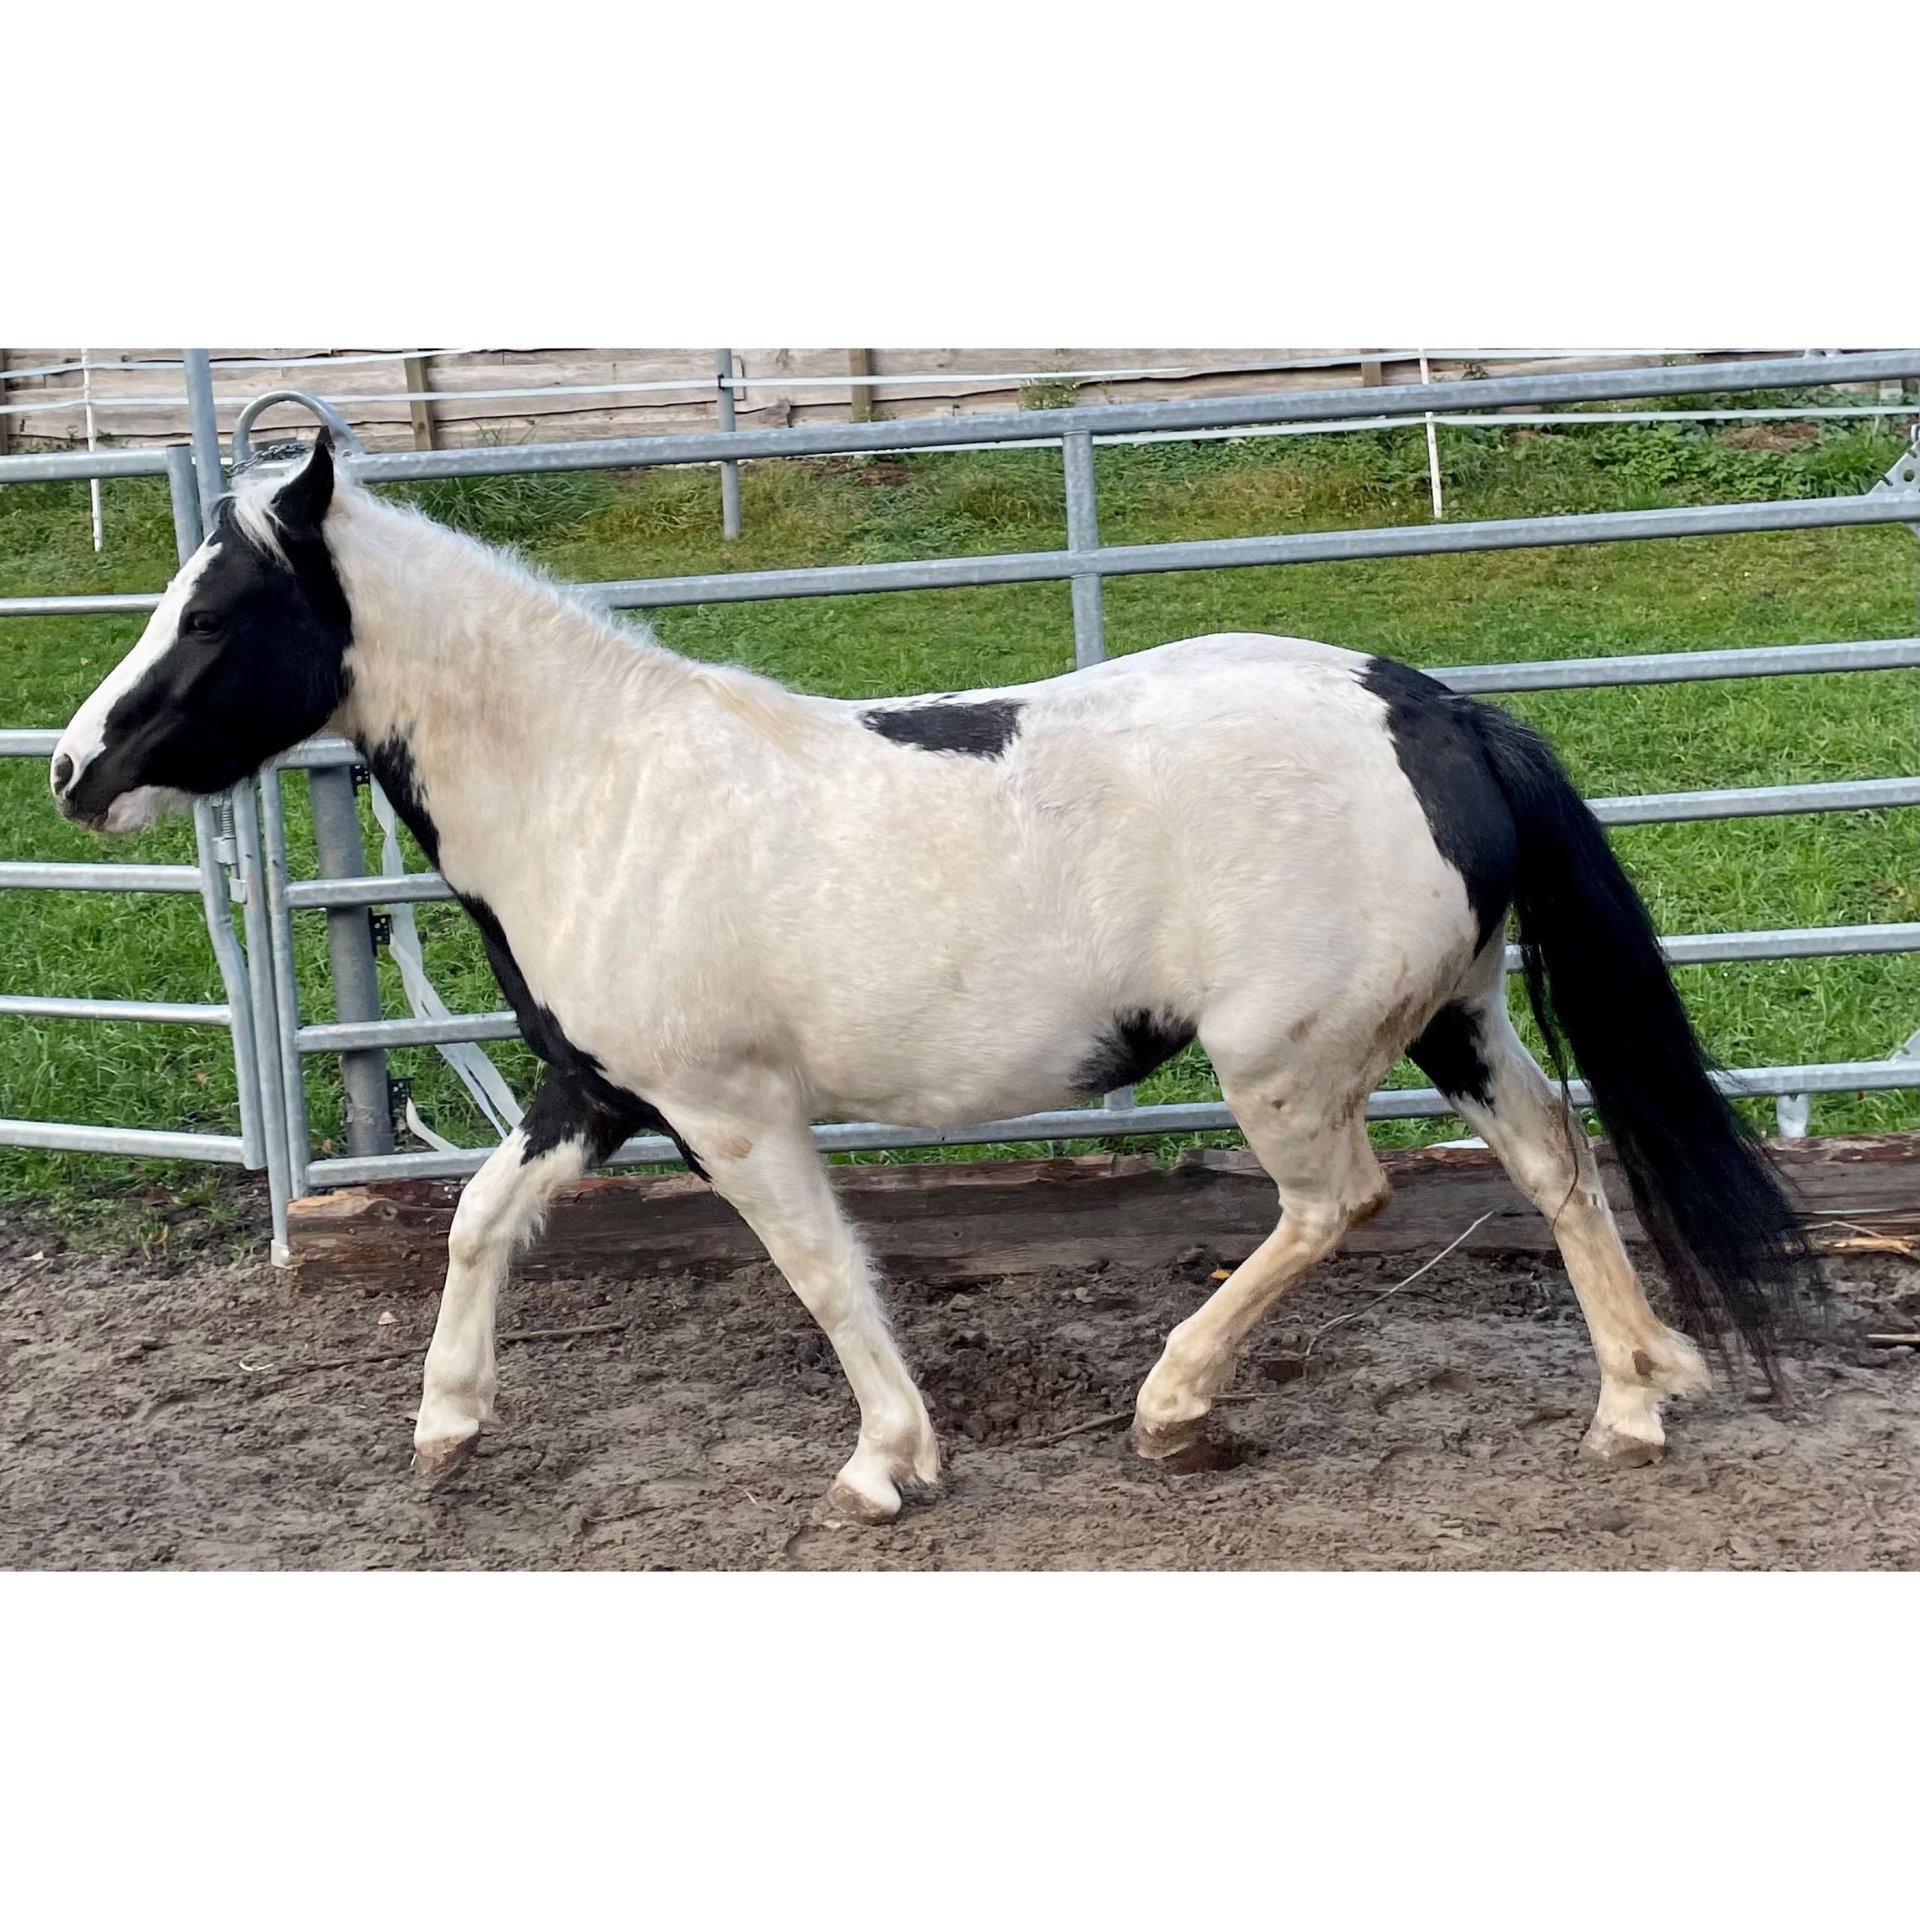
[51,433,352,832]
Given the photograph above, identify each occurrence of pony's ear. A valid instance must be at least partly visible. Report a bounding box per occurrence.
[274,429,336,531]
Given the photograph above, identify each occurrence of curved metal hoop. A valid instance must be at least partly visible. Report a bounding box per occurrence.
[230,389,366,468]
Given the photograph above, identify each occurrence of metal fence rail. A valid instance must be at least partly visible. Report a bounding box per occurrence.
[2,348,1916,1260]
[328,350,1920,481]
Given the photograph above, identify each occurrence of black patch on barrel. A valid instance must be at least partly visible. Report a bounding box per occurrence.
[1076,1009,1197,1097]
[861,698,1023,757]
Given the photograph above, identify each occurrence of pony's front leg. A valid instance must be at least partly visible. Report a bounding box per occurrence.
[678,1112,939,1523]
[413,1092,604,1483]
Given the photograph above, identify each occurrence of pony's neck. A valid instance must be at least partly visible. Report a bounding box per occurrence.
[326,486,680,767]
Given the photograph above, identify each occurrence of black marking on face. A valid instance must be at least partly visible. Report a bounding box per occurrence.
[64,435,352,823]
[1075,1008,1198,1097]
[1408,1000,1494,1109]
[1362,655,1517,949]
[861,697,1023,757]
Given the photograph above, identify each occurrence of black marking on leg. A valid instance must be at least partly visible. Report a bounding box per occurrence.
[1075,1008,1197,1097]
[860,698,1022,757]
[1362,655,1517,949]
[356,733,707,1180]
[519,1076,651,1168]
[1409,1000,1494,1109]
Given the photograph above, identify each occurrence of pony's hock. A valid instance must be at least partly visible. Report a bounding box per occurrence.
[48,432,1872,1514]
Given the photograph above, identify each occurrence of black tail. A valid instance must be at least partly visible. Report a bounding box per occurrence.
[1467,703,1805,1376]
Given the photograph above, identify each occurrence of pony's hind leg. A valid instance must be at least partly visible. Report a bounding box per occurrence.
[671,1108,938,1524]
[413,1082,615,1483]
[1410,984,1710,1465]
[1134,1093,1383,1467]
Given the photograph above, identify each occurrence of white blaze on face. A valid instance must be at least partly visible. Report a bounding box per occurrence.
[52,535,219,832]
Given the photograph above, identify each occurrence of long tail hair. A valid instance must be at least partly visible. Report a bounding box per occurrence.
[1468,703,1805,1375]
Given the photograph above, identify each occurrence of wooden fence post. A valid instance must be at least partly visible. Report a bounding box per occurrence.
[402,353,438,451]
[0,350,11,458]
[848,348,876,422]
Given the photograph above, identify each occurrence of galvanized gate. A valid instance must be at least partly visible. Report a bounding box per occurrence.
[0,441,287,1222]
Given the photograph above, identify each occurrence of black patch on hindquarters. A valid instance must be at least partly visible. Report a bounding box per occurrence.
[1075,1008,1198,1097]
[1408,1000,1494,1109]
[63,437,353,824]
[860,697,1023,757]
[1361,655,1517,949]
[359,731,707,1181]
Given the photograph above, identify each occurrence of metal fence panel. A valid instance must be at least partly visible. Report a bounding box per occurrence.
[3,348,1916,1253]
[0,443,272,1194]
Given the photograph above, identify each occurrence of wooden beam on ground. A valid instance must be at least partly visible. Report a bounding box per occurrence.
[286,1134,1920,1293]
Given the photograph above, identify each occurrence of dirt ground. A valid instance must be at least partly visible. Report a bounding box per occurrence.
[2,1189,1914,1571]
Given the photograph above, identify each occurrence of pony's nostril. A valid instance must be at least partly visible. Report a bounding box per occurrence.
[52,752,75,794]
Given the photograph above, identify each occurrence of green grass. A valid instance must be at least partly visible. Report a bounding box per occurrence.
[2,410,1915,1204]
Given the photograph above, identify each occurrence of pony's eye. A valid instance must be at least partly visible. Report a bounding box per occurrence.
[182,610,218,638]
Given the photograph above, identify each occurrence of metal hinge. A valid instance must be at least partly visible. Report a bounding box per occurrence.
[386,1074,413,1136]
[369,911,393,949]
[213,792,247,905]
[350,761,373,793]
[1870,423,1920,546]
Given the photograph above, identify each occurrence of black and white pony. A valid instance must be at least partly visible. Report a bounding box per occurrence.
[53,434,1802,1520]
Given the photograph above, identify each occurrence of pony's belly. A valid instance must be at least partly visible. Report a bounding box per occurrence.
[793,1015,1123,1131]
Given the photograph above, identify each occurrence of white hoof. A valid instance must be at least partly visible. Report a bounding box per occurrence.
[414,1425,482,1487]
[1582,1377,1668,1468]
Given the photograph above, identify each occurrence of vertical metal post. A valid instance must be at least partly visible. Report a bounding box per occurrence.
[259,767,313,1192]
[716,347,742,540]
[229,777,294,1264]
[181,349,224,520]
[1062,429,1107,670]
[310,766,395,1160]
[1063,426,1132,1113]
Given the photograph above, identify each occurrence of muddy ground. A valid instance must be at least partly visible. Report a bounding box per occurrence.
[2,1189,1914,1570]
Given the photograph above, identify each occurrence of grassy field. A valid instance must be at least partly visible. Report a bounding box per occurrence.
[2,405,1915,1205]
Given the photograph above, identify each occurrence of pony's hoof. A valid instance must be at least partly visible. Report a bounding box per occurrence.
[821,1475,902,1527]
[414,1429,481,1489]
[1132,1414,1245,1474]
[1580,1423,1665,1470]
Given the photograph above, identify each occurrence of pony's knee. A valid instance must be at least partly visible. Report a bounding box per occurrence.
[447,1182,522,1270]
[446,1206,500,1271]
